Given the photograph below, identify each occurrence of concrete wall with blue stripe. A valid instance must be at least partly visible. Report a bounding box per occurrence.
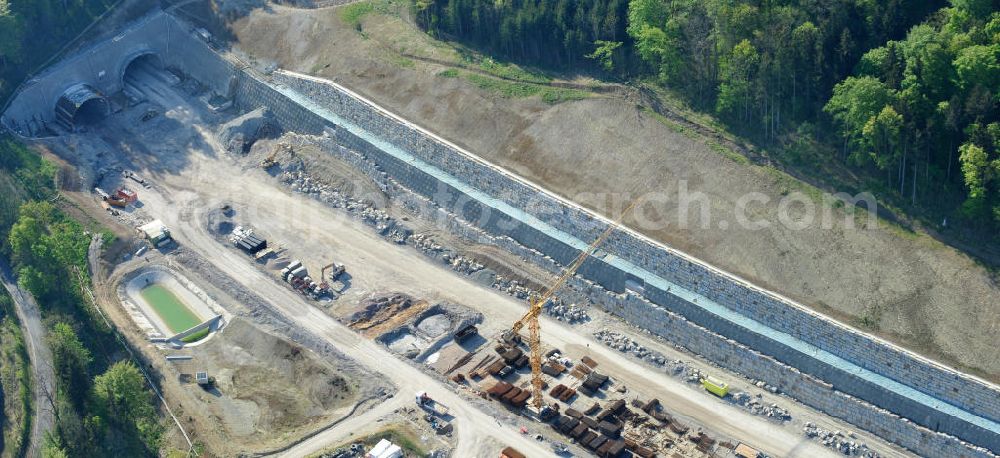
[268,71,1000,455]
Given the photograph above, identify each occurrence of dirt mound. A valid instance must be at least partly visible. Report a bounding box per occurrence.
[217,107,280,154]
[416,313,451,338]
[190,319,358,440]
[348,293,429,338]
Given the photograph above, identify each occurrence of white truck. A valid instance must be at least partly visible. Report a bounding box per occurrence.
[415,391,450,417]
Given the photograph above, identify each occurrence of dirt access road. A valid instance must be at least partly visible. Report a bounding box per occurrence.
[100,62,553,456]
[0,259,55,458]
[83,66,863,457]
[144,165,841,458]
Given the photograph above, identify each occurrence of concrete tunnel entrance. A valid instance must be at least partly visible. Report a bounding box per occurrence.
[121,52,165,95]
[55,83,110,129]
[121,52,163,88]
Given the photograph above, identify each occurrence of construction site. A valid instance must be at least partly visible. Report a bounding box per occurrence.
[3,4,1000,458]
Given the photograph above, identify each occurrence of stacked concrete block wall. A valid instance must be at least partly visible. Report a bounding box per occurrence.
[320,117,997,458]
[614,293,994,458]
[603,229,1000,426]
[233,71,331,135]
[269,71,1000,453]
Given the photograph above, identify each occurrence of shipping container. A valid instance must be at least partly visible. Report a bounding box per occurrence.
[701,376,730,398]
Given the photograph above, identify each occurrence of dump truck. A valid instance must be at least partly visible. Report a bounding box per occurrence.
[415,391,450,417]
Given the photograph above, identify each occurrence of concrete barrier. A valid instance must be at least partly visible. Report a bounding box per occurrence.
[169,314,223,343]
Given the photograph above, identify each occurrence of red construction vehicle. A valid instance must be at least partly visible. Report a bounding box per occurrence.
[115,187,138,203]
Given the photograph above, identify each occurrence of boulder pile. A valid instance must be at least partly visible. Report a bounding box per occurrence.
[803,423,880,457]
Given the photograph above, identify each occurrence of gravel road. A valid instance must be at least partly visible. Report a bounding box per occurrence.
[0,259,55,458]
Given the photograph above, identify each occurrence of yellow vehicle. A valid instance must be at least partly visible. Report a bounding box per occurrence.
[702,376,730,398]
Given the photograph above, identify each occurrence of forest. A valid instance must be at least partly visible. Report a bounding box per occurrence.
[0,0,116,102]
[0,140,164,457]
[415,0,1000,235]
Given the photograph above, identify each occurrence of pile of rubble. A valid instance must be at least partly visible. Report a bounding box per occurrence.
[442,253,485,275]
[750,378,781,394]
[594,329,669,366]
[596,329,795,422]
[492,275,533,299]
[683,366,706,383]
[282,169,334,196]
[385,227,410,244]
[408,234,484,274]
[410,233,445,254]
[803,423,880,457]
[730,392,791,421]
[544,300,589,324]
[281,167,402,237]
[356,205,393,233]
[316,443,364,458]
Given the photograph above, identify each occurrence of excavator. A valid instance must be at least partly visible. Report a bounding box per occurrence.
[321,262,345,285]
[315,262,346,296]
[506,199,638,409]
[260,143,292,169]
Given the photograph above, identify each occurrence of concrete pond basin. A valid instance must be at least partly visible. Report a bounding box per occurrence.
[120,265,228,345]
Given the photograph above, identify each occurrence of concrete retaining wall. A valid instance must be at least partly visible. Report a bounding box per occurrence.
[169,314,223,343]
[264,70,1000,455]
[233,71,331,135]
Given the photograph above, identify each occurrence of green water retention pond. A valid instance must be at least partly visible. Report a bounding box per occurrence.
[139,284,202,334]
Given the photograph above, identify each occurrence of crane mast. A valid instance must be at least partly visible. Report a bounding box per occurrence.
[509,200,637,409]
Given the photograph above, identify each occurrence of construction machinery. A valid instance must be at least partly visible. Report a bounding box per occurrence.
[317,262,345,295]
[280,259,334,300]
[506,200,637,409]
[260,142,291,169]
[95,186,137,207]
[415,391,450,417]
[321,262,345,283]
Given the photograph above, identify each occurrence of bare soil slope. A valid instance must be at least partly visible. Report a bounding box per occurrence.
[224,3,999,379]
[186,319,360,449]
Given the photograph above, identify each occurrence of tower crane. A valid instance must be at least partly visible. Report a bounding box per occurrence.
[507,199,638,409]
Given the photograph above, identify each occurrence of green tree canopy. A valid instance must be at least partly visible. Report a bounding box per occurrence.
[825,76,896,149]
[48,322,92,409]
[953,44,1000,91]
